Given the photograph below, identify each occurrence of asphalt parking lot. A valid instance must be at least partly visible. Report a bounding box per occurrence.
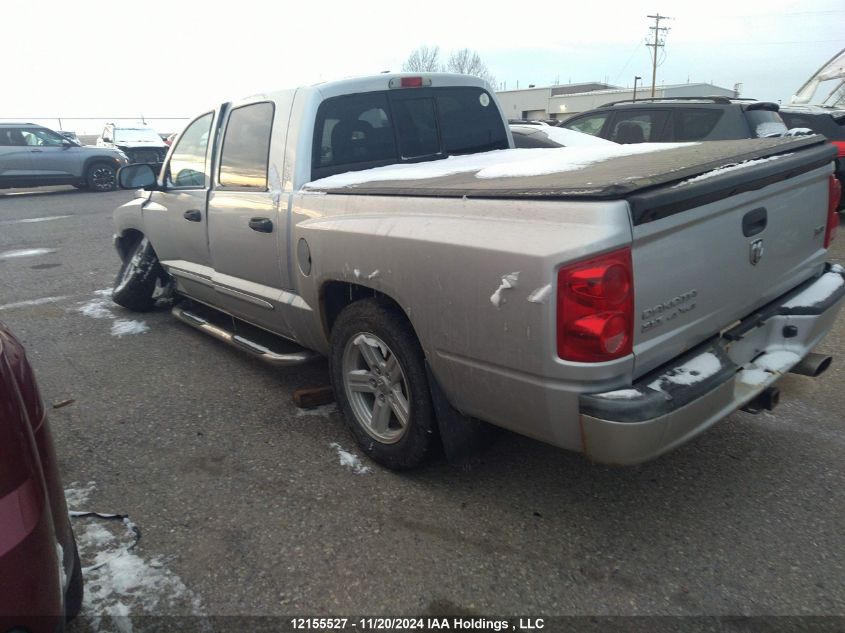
[1,186,844,629]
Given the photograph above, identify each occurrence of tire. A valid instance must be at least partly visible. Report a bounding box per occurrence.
[112,236,163,312]
[330,299,436,470]
[64,540,83,622]
[86,162,117,192]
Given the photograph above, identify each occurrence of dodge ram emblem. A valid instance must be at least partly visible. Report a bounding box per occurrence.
[749,239,764,266]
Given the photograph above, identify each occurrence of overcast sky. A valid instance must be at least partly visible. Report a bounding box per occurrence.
[4,0,843,132]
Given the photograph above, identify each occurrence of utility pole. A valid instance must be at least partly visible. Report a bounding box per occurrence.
[646,13,670,98]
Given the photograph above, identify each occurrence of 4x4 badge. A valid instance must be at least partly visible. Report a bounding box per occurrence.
[749,239,764,265]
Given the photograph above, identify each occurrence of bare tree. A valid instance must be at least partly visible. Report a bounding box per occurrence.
[402,46,442,72]
[445,48,496,86]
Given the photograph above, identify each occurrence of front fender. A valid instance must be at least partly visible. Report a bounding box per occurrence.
[112,196,148,258]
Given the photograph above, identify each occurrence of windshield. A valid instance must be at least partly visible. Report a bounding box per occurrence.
[114,128,163,143]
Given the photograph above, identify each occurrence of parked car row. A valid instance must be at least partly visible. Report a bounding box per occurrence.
[0,121,175,192]
[0,122,129,191]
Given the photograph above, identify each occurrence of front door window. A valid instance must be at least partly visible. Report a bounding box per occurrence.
[166,113,213,188]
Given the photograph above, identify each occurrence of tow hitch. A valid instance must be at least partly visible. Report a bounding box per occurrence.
[742,386,781,414]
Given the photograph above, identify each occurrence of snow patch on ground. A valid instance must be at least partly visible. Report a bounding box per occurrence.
[111,320,150,337]
[295,404,337,418]
[305,143,694,189]
[0,248,56,260]
[0,295,67,311]
[673,155,791,187]
[527,284,552,304]
[65,481,97,508]
[649,352,722,393]
[782,272,844,308]
[329,442,372,474]
[77,290,152,338]
[67,484,204,629]
[491,272,520,308]
[79,298,114,319]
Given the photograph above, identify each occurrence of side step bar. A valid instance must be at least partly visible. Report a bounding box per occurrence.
[172,305,320,367]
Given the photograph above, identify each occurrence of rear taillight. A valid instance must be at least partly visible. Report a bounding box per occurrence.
[825,174,841,248]
[831,141,845,158]
[557,249,634,362]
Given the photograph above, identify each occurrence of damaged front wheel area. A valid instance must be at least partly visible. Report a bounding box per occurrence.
[111,236,167,312]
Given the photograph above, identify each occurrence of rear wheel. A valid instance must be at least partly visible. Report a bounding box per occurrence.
[112,236,163,312]
[86,162,116,192]
[330,299,436,470]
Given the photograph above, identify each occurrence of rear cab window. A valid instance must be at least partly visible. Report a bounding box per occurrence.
[311,87,508,180]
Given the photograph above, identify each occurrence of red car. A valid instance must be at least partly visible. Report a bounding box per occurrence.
[0,322,82,631]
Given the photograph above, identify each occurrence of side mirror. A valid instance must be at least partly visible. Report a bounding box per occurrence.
[118,163,159,190]
[61,139,74,148]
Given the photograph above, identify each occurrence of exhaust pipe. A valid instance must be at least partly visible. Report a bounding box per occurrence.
[742,386,780,414]
[789,353,832,378]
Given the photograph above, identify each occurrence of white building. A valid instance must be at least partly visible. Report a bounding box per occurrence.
[496,82,739,121]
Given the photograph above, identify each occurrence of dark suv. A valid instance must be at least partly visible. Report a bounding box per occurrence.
[559,97,791,144]
[779,105,845,209]
[0,122,129,191]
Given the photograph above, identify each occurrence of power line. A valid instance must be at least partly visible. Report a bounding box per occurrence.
[613,39,648,85]
[714,38,845,46]
[718,9,845,18]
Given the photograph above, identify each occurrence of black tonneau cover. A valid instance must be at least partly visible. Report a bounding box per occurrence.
[308,136,834,225]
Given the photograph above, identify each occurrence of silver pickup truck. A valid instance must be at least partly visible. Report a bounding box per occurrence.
[112,73,845,470]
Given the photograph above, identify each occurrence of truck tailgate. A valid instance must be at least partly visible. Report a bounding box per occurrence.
[628,141,836,377]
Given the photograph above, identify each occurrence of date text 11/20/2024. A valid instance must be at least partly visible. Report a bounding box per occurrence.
[290,618,546,631]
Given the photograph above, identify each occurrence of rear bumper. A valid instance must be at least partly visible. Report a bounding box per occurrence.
[579,263,845,465]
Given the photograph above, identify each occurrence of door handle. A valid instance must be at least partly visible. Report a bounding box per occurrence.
[248,217,273,233]
[183,209,202,222]
[742,207,767,237]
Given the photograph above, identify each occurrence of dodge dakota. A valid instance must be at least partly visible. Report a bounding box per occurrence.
[111,73,844,469]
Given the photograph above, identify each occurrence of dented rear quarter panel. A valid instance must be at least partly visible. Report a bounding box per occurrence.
[290,192,634,448]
